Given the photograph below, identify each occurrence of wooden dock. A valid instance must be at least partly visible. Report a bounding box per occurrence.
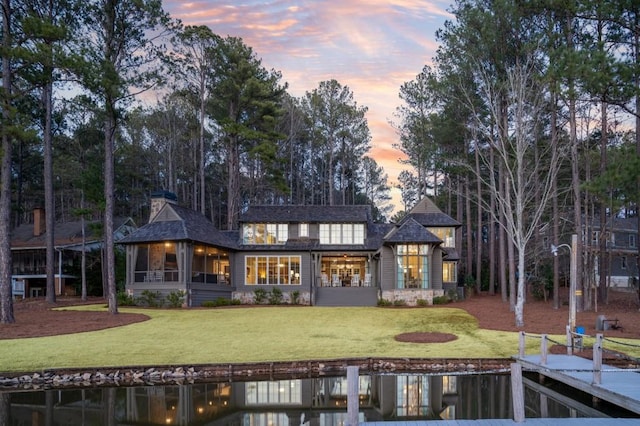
[517,353,640,415]
[363,419,640,425]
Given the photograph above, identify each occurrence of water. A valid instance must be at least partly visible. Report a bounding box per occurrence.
[0,372,622,424]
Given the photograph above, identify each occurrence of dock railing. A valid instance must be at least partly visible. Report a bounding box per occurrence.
[517,329,640,385]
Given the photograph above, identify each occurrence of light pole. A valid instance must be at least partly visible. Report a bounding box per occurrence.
[551,234,578,331]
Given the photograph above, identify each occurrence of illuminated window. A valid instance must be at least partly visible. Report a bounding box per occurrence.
[396,375,429,417]
[299,223,309,237]
[243,223,288,245]
[442,262,457,283]
[245,380,302,405]
[427,227,455,247]
[245,256,301,285]
[396,245,429,289]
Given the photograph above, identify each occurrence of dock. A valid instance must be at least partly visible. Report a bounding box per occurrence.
[517,353,640,415]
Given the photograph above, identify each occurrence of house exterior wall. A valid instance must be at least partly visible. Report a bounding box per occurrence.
[232,251,313,305]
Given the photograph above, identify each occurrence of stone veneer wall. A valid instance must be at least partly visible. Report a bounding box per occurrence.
[233,290,311,305]
[381,289,445,306]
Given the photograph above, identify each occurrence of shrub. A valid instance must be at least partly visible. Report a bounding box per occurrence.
[166,290,186,308]
[268,287,283,305]
[393,299,407,306]
[253,288,268,304]
[447,288,459,302]
[117,291,136,306]
[377,298,392,306]
[290,290,300,305]
[201,298,232,308]
[138,290,164,307]
[416,298,428,307]
[432,295,450,305]
[230,298,242,305]
[201,300,217,308]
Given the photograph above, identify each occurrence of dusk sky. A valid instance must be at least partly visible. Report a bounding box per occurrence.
[163,1,453,212]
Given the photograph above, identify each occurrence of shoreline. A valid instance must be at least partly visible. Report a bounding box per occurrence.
[0,357,512,390]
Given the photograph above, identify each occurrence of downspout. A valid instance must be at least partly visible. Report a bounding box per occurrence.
[56,247,62,296]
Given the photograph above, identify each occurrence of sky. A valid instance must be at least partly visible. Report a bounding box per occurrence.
[163,0,453,212]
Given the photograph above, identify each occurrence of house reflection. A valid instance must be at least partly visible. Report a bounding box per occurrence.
[5,372,596,424]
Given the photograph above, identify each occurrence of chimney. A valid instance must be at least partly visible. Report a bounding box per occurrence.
[149,191,177,223]
[33,207,46,237]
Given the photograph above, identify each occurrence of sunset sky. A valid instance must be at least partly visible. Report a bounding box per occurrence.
[163,1,453,212]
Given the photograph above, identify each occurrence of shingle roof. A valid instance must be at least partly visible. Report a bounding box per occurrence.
[119,204,237,248]
[384,218,442,244]
[11,217,135,249]
[404,212,461,227]
[239,205,372,223]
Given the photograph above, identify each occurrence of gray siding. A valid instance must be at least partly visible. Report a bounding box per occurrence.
[379,246,396,291]
[431,247,443,290]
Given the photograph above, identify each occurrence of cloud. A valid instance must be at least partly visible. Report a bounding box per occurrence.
[164,0,451,212]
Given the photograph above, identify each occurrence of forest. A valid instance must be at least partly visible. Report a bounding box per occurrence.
[1,0,639,325]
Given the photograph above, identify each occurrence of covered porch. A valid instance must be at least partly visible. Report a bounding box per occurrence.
[317,254,374,288]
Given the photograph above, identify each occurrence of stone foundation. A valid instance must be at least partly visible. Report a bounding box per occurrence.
[233,291,311,305]
[380,289,446,306]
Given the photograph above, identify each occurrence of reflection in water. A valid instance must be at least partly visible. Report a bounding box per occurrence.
[3,373,610,425]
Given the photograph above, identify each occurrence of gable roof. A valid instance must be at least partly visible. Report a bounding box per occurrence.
[403,197,461,227]
[239,205,372,223]
[384,218,442,244]
[119,203,237,248]
[11,217,136,250]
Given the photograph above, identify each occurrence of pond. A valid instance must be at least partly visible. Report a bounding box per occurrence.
[1,371,629,424]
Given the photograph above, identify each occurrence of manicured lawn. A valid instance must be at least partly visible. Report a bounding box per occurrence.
[0,305,635,373]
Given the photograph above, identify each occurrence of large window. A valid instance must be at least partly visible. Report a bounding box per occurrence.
[191,245,230,284]
[396,244,429,289]
[242,223,288,245]
[319,223,365,245]
[427,227,455,247]
[134,242,179,282]
[245,256,301,285]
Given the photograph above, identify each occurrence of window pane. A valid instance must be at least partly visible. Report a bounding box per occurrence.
[331,224,341,244]
[299,223,308,237]
[268,257,278,284]
[277,224,288,243]
[257,256,267,284]
[243,224,254,244]
[353,224,364,244]
[255,224,265,244]
[319,224,330,244]
[290,257,300,284]
[135,246,149,271]
[279,258,289,284]
[343,224,353,244]
[246,257,257,285]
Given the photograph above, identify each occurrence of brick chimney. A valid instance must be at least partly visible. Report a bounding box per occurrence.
[149,191,177,223]
[33,207,46,237]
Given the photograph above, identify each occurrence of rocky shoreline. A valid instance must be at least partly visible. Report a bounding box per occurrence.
[0,357,512,390]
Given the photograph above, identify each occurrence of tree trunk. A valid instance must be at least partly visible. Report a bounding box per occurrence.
[465,177,473,284]
[226,135,240,230]
[551,96,560,309]
[474,141,482,293]
[0,0,15,324]
[104,113,118,314]
[598,99,608,306]
[44,78,56,304]
[489,147,496,295]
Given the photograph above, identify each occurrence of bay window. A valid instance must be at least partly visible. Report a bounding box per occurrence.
[396,244,429,289]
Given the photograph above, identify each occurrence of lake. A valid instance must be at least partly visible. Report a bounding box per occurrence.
[1,371,631,424]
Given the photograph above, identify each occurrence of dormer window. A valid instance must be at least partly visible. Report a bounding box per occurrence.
[299,223,309,238]
[243,223,288,245]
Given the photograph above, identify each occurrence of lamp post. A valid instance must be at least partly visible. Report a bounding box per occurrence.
[551,234,578,331]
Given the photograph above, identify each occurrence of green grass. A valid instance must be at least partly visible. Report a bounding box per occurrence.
[1,305,637,373]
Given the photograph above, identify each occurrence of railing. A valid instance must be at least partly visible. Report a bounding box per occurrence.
[517,328,640,385]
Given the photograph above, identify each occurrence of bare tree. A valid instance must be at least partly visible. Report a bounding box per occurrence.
[460,56,566,327]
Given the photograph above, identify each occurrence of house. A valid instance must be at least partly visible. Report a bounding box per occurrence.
[585,217,639,288]
[10,208,137,298]
[121,192,461,306]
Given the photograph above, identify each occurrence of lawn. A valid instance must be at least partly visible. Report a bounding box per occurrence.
[0,305,543,373]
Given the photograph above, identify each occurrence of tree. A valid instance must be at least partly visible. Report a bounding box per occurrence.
[359,156,392,221]
[0,0,16,324]
[79,0,170,313]
[461,55,565,327]
[169,25,220,214]
[208,36,285,229]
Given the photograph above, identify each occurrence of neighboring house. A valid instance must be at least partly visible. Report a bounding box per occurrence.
[585,217,639,288]
[10,208,137,298]
[121,192,461,306]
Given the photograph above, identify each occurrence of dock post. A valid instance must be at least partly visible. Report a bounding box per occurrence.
[566,325,572,355]
[519,331,525,358]
[540,334,548,366]
[511,362,525,423]
[347,366,359,426]
[593,333,603,385]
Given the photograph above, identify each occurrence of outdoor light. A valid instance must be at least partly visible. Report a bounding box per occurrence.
[551,235,578,331]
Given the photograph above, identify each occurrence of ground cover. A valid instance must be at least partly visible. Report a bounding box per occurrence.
[0,290,638,373]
